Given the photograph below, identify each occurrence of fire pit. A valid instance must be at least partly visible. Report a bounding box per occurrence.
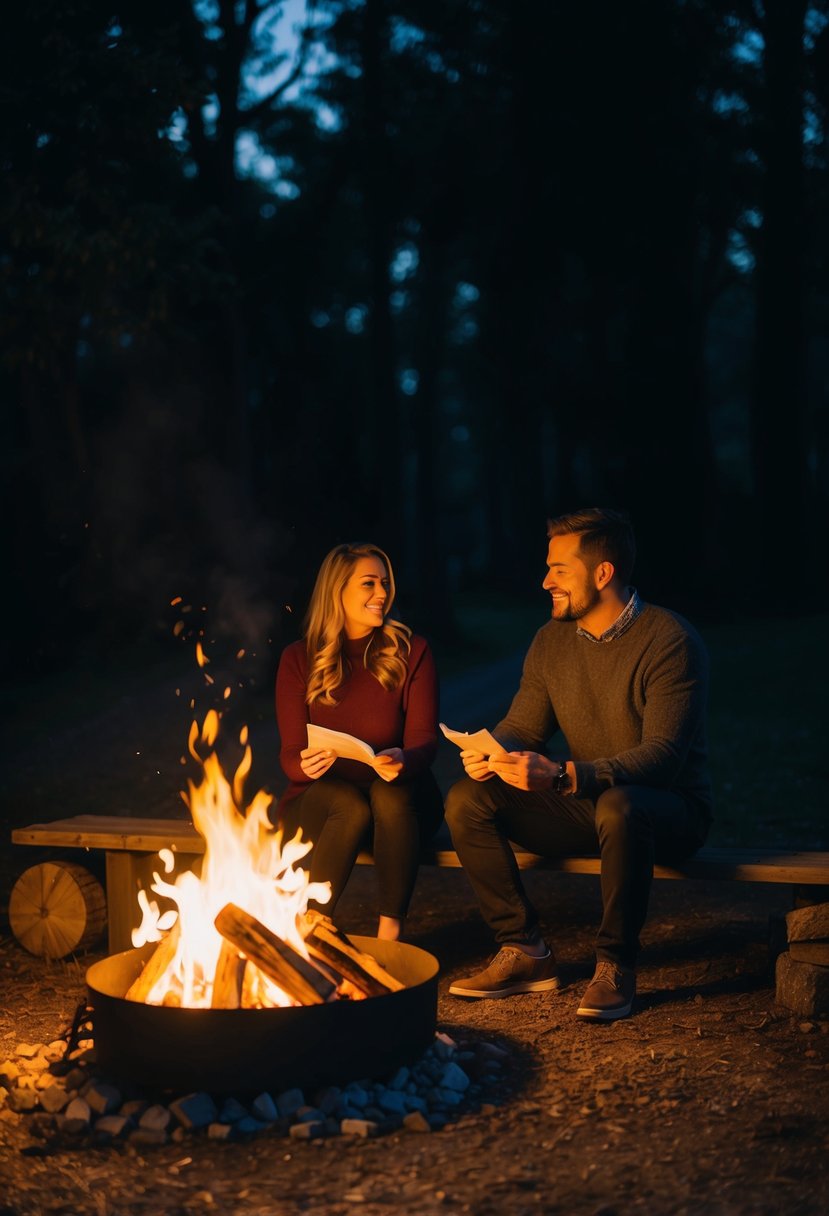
[87,934,439,1095]
[83,702,442,1096]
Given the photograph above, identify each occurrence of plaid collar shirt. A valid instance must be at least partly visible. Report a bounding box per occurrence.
[576,588,642,644]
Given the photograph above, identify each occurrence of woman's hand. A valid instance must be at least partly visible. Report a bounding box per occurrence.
[460,748,495,782]
[372,748,404,782]
[300,747,335,780]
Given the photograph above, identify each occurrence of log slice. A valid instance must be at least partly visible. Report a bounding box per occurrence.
[9,861,107,958]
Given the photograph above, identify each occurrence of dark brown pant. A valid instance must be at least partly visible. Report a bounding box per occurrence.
[444,776,709,966]
[279,771,445,920]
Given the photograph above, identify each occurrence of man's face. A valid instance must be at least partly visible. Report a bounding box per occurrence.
[541,532,600,621]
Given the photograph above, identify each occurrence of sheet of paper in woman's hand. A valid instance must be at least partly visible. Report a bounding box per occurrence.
[439,723,506,755]
[307,724,376,762]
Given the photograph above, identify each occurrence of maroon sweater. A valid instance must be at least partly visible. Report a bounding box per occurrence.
[275,633,439,812]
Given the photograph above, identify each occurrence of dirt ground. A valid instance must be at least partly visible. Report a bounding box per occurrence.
[2,654,829,1215]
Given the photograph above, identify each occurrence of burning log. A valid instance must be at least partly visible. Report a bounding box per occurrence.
[302,911,405,994]
[214,903,336,1006]
[125,922,181,1003]
[211,940,246,1009]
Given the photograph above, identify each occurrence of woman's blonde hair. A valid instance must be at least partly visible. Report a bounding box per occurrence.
[304,542,412,706]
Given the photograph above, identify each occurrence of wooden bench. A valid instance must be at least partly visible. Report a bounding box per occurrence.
[10,814,829,956]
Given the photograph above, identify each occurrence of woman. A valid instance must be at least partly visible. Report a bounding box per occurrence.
[275,542,444,940]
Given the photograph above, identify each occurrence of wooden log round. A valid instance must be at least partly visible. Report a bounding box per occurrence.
[9,861,107,958]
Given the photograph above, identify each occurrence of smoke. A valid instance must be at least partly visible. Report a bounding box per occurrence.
[85,384,294,685]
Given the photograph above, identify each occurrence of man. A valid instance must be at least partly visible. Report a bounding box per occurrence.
[444,507,712,1021]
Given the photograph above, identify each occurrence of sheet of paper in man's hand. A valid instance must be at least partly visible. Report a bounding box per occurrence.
[439,723,506,756]
[307,724,376,762]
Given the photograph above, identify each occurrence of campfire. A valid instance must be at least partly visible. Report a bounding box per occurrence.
[125,709,404,1010]
[85,680,438,1094]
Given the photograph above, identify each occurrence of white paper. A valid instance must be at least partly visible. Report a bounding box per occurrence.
[439,722,506,756]
[307,723,376,762]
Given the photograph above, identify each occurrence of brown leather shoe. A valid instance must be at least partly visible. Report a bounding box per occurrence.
[448,946,560,999]
[576,961,636,1020]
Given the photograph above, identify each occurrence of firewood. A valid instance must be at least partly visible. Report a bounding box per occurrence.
[211,939,246,1008]
[214,903,336,1005]
[9,861,107,959]
[305,934,397,998]
[301,911,404,993]
[125,922,181,1002]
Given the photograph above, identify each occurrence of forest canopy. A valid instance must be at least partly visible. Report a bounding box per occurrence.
[3,0,828,676]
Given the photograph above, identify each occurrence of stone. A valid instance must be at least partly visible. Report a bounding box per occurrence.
[218,1097,248,1124]
[440,1062,470,1092]
[251,1092,278,1122]
[289,1120,325,1139]
[94,1114,130,1138]
[169,1092,219,1130]
[86,1082,122,1115]
[139,1104,172,1132]
[0,1061,21,1085]
[340,1118,379,1137]
[275,1087,305,1118]
[64,1096,91,1125]
[39,1084,71,1114]
[785,902,829,943]
[789,941,829,966]
[7,1089,39,1113]
[129,1127,168,1145]
[775,951,829,1016]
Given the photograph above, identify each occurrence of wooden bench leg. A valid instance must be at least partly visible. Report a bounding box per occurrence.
[793,883,829,908]
[104,851,202,954]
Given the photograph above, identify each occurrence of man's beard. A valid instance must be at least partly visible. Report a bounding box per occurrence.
[552,582,601,621]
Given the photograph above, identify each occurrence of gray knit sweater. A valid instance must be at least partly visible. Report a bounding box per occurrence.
[493,604,713,820]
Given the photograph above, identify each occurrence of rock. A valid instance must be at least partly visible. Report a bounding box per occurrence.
[14,1042,41,1059]
[39,1084,71,1114]
[169,1093,219,1130]
[440,1062,470,1092]
[289,1120,325,1139]
[95,1114,130,1138]
[0,1061,21,1085]
[85,1082,122,1115]
[139,1104,172,1132]
[218,1097,248,1124]
[775,951,829,1016]
[129,1127,168,1145]
[785,902,829,942]
[789,941,829,966]
[251,1092,278,1122]
[64,1097,91,1125]
[275,1087,305,1118]
[340,1118,379,1137]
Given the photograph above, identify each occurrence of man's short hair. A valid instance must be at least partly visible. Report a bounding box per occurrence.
[547,507,636,585]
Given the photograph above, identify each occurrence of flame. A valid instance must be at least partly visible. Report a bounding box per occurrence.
[131,711,331,1008]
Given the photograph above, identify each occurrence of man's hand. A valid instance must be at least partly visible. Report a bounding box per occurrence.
[299,747,335,780]
[372,748,404,783]
[488,750,562,791]
[460,749,496,782]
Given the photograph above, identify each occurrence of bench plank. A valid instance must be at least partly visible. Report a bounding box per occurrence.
[12,816,829,885]
[12,816,207,855]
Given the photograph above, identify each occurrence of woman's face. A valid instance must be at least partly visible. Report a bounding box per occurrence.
[340,556,389,638]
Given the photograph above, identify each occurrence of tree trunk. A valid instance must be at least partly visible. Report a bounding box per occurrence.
[750,0,810,591]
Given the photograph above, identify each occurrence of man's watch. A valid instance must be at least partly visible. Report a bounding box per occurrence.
[552,760,569,794]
